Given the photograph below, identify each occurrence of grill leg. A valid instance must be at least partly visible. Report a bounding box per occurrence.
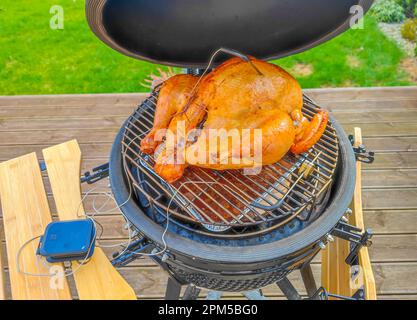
[301,263,318,298]
[276,277,302,300]
[165,277,182,300]
[243,290,268,300]
[206,291,223,300]
[182,284,201,300]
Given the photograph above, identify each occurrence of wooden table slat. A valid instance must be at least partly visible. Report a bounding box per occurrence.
[0,153,72,300]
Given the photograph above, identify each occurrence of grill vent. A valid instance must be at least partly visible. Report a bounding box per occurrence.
[170,265,292,292]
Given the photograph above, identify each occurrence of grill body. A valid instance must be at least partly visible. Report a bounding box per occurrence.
[88,0,368,295]
[109,95,356,292]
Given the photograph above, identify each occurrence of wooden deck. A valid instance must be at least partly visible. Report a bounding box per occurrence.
[0,86,416,300]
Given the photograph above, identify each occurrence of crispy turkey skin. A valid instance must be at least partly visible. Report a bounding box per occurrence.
[140,57,328,183]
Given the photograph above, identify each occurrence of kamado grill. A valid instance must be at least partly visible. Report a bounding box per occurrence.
[85,0,375,299]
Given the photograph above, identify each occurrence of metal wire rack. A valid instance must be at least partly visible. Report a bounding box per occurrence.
[121,88,339,235]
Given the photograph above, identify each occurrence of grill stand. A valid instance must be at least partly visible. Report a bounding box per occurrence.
[161,260,347,300]
[108,216,373,300]
[300,264,318,297]
[276,277,302,300]
[107,216,373,300]
[165,278,183,300]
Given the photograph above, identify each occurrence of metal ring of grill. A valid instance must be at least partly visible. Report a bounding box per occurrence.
[121,88,339,237]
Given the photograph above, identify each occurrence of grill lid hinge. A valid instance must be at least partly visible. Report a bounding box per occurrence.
[111,236,154,268]
[349,134,375,164]
[311,286,365,300]
[81,163,109,184]
[41,160,111,185]
[332,221,373,266]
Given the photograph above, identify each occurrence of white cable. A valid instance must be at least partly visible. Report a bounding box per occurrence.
[86,48,245,256]
[14,136,137,278]
[80,49,255,257]
[128,181,225,257]
[179,48,226,116]
[15,50,241,277]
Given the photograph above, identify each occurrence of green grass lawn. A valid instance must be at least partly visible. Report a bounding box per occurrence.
[0,1,412,95]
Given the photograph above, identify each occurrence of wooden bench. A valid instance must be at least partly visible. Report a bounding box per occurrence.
[0,140,136,300]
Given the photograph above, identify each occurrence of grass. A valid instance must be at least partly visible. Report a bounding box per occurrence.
[278,16,411,88]
[0,1,412,95]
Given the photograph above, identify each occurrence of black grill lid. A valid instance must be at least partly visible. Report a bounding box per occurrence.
[86,0,373,68]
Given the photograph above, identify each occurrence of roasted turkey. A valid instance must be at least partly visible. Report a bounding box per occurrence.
[141,57,328,183]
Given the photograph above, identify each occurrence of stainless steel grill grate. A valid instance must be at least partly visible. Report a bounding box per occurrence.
[121,88,339,235]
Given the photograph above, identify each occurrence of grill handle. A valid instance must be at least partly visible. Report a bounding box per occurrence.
[348,135,375,164]
[190,47,264,76]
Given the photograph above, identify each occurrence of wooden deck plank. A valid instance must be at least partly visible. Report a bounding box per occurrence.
[3,124,417,146]
[0,129,119,145]
[0,106,136,118]
[0,94,145,107]
[343,123,417,137]
[365,137,417,152]
[333,110,417,124]
[306,87,417,102]
[2,137,417,160]
[0,143,111,161]
[372,152,417,169]
[364,210,417,234]
[1,86,416,107]
[321,99,417,112]
[0,117,126,131]
[362,169,417,189]
[363,189,417,210]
